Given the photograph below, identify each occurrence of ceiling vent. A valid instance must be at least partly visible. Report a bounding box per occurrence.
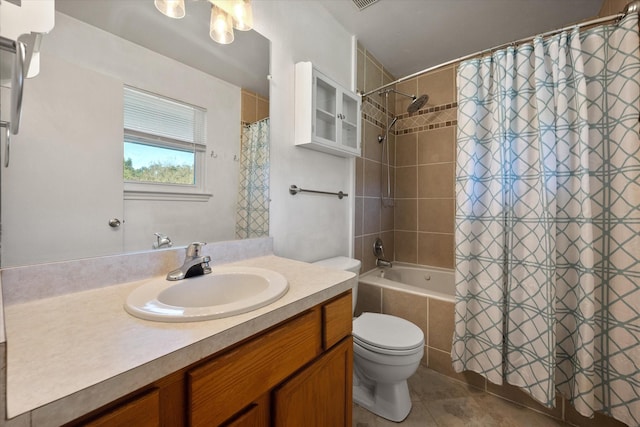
[352,0,379,11]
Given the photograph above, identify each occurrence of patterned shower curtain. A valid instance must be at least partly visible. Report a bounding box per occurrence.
[235,118,270,239]
[452,14,639,426]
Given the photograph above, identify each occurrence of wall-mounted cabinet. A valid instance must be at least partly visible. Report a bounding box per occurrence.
[294,62,361,157]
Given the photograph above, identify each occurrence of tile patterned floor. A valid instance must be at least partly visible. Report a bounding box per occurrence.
[353,366,571,426]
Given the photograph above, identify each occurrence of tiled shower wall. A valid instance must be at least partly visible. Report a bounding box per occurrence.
[392,69,457,269]
[354,47,457,273]
[353,44,397,273]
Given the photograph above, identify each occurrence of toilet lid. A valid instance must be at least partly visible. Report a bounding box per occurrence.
[353,312,424,352]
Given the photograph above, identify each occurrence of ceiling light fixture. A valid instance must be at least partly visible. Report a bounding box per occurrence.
[154,0,186,19]
[209,4,235,44]
[154,0,253,45]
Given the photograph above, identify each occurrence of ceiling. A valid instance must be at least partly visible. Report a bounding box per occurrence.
[53,0,609,96]
[318,0,605,82]
[54,0,270,97]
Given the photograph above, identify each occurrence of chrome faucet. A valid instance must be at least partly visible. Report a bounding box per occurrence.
[376,258,393,268]
[373,238,392,268]
[153,232,173,249]
[166,242,212,281]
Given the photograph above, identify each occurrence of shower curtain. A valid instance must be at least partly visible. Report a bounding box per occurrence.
[452,13,639,426]
[235,118,270,239]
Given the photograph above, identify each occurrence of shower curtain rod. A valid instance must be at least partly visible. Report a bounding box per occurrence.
[362,2,638,98]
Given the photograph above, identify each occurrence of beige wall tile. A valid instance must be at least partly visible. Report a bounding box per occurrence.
[418,232,454,268]
[418,127,455,165]
[395,198,417,231]
[363,159,381,197]
[363,120,383,162]
[355,156,364,197]
[363,197,381,235]
[418,66,455,106]
[396,133,418,167]
[381,165,395,199]
[366,50,384,69]
[365,55,383,93]
[256,97,269,121]
[354,236,363,266]
[361,235,377,273]
[357,48,365,93]
[381,202,394,232]
[396,78,418,113]
[241,90,257,123]
[385,133,395,166]
[354,196,364,237]
[396,166,417,198]
[355,282,382,316]
[428,299,455,352]
[418,163,454,198]
[383,69,395,86]
[381,230,395,261]
[598,0,629,17]
[395,231,418,263]
[418,198,454,233]
[382,287,428,337]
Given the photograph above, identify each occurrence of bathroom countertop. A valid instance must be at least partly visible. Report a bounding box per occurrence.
[3,255,354,426]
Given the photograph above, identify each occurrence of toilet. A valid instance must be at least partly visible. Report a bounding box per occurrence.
[313,256,424,422]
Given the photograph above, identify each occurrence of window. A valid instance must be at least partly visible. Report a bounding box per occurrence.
[123,86,209,200]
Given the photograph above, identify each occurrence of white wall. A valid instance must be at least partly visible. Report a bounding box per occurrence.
[1,13,241,266]
[253,1,356,262]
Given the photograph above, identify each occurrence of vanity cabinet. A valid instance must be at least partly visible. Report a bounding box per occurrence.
[273,338,352,426]
[294,61,361,157]
[65,291,352,427]
[82,389,160,427]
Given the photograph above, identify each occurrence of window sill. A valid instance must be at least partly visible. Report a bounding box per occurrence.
[124,190,212,202]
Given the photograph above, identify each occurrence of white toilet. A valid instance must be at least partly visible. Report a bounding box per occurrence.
[313,256,424,422]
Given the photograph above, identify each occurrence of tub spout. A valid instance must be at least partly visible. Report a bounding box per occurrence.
[376,258,392,268]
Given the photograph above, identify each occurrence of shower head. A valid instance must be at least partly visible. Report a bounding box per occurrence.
[407,94,429,113]
[379,88,429,114]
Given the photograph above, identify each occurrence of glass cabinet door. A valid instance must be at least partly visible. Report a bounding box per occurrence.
[313,75,337,143]
[340,92,359,150]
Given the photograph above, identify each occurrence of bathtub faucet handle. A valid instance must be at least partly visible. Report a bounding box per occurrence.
[373,238,392,268]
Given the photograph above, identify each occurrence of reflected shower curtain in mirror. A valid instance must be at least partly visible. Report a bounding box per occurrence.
[452,14,639,425]
[236,118,270,239]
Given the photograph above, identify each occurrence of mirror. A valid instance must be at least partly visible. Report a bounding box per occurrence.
[0,0,270,267]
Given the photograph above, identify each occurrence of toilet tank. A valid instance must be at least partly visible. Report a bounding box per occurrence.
[313,256,361,313]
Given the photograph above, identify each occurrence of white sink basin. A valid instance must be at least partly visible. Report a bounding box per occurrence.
[124,266,289,322]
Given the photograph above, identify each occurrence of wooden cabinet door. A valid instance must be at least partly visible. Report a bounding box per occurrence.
[84,389,160,427]
[221,394,269,427]
[272,337,352,427]
[188,309,321,426]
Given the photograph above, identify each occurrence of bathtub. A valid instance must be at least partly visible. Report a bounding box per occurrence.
[359,263,455,303]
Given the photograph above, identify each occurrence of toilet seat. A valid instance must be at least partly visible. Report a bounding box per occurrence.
[353,313,424,356]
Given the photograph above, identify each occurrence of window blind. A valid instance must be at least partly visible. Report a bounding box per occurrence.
[124,86,206,146]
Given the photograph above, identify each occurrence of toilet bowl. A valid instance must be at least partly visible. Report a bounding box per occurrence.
[313,257,424,422]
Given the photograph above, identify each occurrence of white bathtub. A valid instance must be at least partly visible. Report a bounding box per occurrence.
[359,263,455,303]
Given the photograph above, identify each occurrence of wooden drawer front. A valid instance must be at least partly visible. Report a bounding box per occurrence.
[188,308,322,426]
[84,389,160,427]
[273,336,353,427]
[322,291,352,349]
